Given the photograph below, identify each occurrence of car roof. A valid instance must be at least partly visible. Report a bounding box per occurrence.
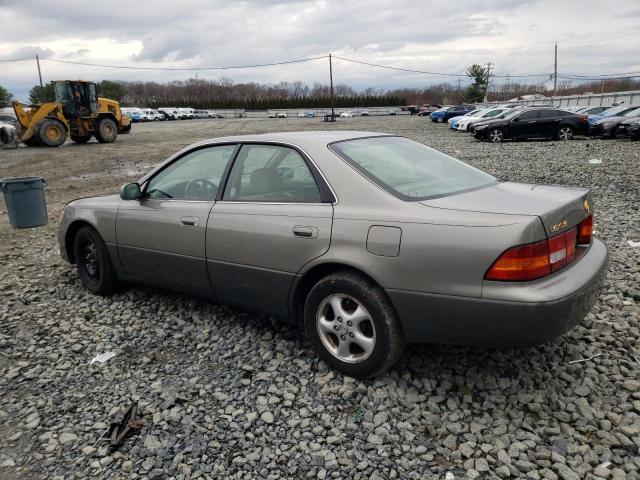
[195,131,390,149]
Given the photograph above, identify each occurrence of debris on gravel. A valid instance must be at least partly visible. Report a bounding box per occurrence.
[1,117,639,479]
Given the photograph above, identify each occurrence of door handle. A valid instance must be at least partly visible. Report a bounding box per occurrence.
[292,225,317,238]
[528,121,537,123]
[180,216,199,226]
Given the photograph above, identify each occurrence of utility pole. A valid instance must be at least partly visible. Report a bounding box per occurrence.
[329,53,335,121]
[484,62,492,103]
[36,55,43,88]
[505,74,510,101]
[457,77,461,102]
[553,43,558,97]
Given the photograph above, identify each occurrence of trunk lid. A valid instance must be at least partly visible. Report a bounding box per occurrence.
[421,182,592,237]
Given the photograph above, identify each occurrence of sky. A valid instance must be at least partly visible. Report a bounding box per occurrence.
[1,0,639,102]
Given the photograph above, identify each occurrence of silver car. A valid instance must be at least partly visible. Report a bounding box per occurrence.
[58,132,608,377]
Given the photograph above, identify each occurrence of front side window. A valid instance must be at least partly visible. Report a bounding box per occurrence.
[330,136,496,200]
[223,144,322,203]
[146,144,236,200]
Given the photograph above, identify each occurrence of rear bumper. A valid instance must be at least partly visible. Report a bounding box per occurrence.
[387,238,608,347]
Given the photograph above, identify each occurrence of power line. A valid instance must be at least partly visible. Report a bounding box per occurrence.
[333,55,550,78]
[0,57,33,63]
[42,55,329,71]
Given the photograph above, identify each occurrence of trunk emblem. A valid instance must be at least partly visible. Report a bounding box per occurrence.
[550,220,568,232]
[584,199,590,214]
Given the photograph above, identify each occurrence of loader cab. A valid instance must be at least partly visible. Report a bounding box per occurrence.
[53,81,99,118]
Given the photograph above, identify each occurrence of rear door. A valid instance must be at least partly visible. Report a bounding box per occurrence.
[116,144,237,295]
[536,109,564,137]
[207,143,334,316]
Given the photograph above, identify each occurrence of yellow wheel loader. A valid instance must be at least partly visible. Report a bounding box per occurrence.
[13,80,131,147]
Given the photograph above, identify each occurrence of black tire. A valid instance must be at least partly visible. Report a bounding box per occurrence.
[36,118,66,147]
[71,135,91,144]
[304,271,405,378]
[73,226,119,295]
[95,117,118,143]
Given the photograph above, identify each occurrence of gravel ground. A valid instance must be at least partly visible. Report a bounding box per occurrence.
[0,117,639,480]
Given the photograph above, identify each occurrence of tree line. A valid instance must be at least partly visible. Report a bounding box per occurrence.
[2,71,639,110]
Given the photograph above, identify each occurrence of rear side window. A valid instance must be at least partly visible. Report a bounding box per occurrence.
[517,110,539,120]
[330,136,496,201]
[223,144,322,203]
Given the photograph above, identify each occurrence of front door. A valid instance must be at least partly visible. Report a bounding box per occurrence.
[116,144,237,295]
[510,110,541,138]
[207,143,333,316]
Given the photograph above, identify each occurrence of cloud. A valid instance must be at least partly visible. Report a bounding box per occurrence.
[0,0,638,101]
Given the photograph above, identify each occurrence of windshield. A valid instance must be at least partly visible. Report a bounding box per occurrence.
[602,107,630,117]
[623,107,640,117]
[330,136,497,201]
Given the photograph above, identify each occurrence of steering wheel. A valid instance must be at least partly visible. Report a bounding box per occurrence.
[185,179,217,200]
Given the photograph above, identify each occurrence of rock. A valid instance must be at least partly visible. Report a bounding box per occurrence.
[623,380,640,392]
[261,412,275,424]
[58,433,78,445]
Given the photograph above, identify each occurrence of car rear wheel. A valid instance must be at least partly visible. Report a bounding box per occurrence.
[437,117,444,123]
[557,126,574,141]
[304,271,405,378]
[73,226,119,295]
[488,128,504,143]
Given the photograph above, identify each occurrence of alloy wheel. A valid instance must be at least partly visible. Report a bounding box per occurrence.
[82,241,100,282]
[489,129,503,142]
[558,127,573,140]
[316,294,376,364]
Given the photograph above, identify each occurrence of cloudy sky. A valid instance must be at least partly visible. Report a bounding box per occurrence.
[1,0,639,101]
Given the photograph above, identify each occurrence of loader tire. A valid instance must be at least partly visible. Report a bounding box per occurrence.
[95,118,118,143]
[37,118,66,147]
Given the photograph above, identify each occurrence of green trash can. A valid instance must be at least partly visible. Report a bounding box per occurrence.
[0,177,48,228]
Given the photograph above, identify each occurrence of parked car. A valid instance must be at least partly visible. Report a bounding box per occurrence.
[158,108,180,120]
[298,111,316,118]
[575,106,611,115]
[139,108,164,122]
[339,112,354,118]
[616,117,640,140]
[193,109,210,119]
[178,108,195,119]
[588,105,639,126]
[417,104,441,116]
[474,108,588,142]
[58,132,607,378]
[389,109,398,116]
[0,121,16,145]
[430,105,475,123]
[589,107,640,138]
[121,108,142,123]
[360,110,370,116]
[278,113,288,118]
[467,110,515,132]
[457,108,510,131]
[448,109,482,130]
[206,111,224,119]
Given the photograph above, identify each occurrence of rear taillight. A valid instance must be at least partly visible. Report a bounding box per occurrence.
[484,240,551,281]
[486,221,589,282]
[577,114,588,123]
[577,214,593,245]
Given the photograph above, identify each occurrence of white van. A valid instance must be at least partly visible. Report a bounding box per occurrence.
[140,108,164,122]
[157,108,180,120]
[178,108,194,119]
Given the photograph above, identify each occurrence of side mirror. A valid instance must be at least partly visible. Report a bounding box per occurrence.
[512,117,520,122]
[120,182,141,200]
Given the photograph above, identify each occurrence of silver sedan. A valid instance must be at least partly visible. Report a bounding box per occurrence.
[58,132,608,377]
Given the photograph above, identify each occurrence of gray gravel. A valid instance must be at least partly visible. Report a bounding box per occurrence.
[0,117,639,479]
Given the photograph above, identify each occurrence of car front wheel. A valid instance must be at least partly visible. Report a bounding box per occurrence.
[488,128,504,143]
[304,271,405,378]
[73,226,119,295]
[557,126,574,141]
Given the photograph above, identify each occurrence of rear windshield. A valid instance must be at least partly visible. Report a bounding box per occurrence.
[330,136,497,201]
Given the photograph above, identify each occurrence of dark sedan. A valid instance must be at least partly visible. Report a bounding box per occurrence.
[589,107,640,138]
[616,117,640,140]
[474,108,588,142]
